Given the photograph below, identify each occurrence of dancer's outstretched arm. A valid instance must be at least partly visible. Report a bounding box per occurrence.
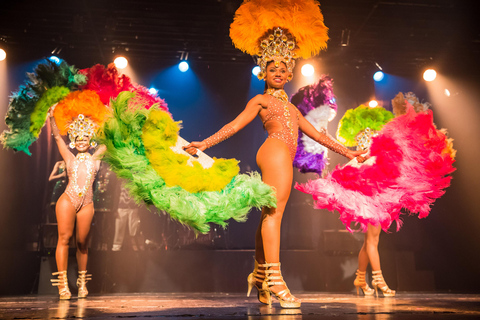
[297,110,366,161]
[48,108,74,163]
[183,94,265,155]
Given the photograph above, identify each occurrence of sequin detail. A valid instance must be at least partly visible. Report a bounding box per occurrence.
[262,91,299,161]
[64,153,97,212]
[203,124,236,149]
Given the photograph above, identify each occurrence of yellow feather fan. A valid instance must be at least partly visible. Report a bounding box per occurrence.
[230,0,329,59]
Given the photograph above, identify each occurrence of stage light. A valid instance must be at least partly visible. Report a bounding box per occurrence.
[373,71,384,82]
[301,64,314,77]
[49,56,61,64]
[368,100,378,108]
[0,49,6,61]
[149,87,158,95]
[423,69,437,82]
[114,56,128,69]
[252,66,260,76]
[178,61,189,72]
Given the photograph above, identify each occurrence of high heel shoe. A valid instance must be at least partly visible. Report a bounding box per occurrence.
[261,262,301,309]
[353,269,374,296]
[372,270,395,297]
[51,271,71,300]
[76,270,92,298]
[247,260,268,304]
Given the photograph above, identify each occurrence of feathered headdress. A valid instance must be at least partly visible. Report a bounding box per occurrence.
[230,0,329,80]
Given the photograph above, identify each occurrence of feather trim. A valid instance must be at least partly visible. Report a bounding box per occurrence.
[230,0,328,59]
[336,105,394,147]
[53,90,110,135]
[99,91,276,233]
[296,103,456,232]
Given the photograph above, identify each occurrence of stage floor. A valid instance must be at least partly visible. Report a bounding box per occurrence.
[0,292,479,319]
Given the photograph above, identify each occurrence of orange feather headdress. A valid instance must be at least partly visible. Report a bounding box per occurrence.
[230,0,329,80]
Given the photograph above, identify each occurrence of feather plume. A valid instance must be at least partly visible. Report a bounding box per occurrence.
[230,0,328,59]
[53,90,110,135]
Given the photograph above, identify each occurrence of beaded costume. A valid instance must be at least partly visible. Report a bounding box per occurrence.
[64,153,98,212]
[262,90,299,161]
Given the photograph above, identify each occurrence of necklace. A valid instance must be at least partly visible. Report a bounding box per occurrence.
[72,153,94,198]
[266,88,289,103]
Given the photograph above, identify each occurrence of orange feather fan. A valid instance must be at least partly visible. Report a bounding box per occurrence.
[53,90,110,135]
[230,0,329,59]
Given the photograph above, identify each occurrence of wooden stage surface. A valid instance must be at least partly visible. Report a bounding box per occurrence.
[1,292,479,319]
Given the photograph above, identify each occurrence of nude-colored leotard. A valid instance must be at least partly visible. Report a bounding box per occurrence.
[64,153,98,212]
[260,93,299,161]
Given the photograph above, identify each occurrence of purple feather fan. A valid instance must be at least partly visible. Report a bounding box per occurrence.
[291,75,337,174]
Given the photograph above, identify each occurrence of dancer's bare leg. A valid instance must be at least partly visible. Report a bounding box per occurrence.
[365,224,382,271]
[255,138,294,296]
[55,194,76,271]
[75,203,95,271]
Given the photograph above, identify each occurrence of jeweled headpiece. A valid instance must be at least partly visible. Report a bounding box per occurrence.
[230,0,329,80]
[257,28,296,80]
[68,114,97,148]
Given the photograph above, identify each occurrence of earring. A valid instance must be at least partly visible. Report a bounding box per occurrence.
[69,142,75,149]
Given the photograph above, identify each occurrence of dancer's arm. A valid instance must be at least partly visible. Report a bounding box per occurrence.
[48,108,74,163]
[48,161,66,181]
[297,110,365,161]
[183,94,264,154]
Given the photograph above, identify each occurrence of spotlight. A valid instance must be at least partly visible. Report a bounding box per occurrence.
[49,56,61,64]
[423,69,437,82]
[373,71,384,82]
[149,87,158,95]
[178,61,189,72]
[368,100,378,108]
[114,56,128,69]
[301,64,314,77]
[252,66,261,76]
[0,49,5,61]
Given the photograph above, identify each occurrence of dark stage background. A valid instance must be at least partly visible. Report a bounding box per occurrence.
[0,0,479,296]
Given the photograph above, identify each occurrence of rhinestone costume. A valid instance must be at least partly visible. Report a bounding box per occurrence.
[64,153,98,212]
[262,90,299,161]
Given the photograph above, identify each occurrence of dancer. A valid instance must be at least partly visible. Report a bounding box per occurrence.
[49,107,106,300]
[49,160,67,207]
[297,97,456,297]
[184,1,365,308]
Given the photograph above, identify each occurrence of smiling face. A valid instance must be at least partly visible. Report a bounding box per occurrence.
[75,135,91,152]
[265,61,291,90]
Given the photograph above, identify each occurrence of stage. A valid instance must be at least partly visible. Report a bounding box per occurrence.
[1,293,479,319]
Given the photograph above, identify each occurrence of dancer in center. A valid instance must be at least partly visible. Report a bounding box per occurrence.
[184,0,365,308]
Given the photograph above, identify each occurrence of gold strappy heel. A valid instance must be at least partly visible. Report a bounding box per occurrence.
[353,269,374,296]
[51,271,71,300]
[261,262,301,309]
[372,270,395,297]
[76,270,92,298]
[247,260,268,304]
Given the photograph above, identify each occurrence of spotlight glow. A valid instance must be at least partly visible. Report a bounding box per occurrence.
[49,56,61,64]
[444,89,451,97]
[178,61,189,72]
[423,69,437,82]
[114,56,128,69]
[368,100,378,108]
[0,49,6,61]
[149,87,158,95]
[373,71,384,82]
[301,64,315,77]
[252,66,261,76]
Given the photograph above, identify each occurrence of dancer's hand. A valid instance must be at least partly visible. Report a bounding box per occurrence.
[47,103,58,118]
[183,141,206,155]
[346,149,368,161]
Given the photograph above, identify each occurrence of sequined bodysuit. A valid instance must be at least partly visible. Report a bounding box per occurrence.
[64,153,98,212]
[261,90,299,161]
